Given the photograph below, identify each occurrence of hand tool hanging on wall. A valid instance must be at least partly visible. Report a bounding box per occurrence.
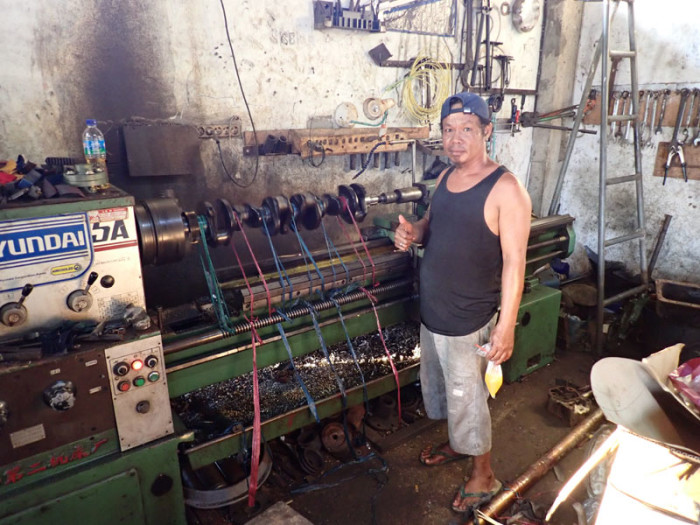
[693,105,700,146]
[680,88,698,144]
[615,91,629,142]
[646,91,659,148]
[639,90,652,145]
[609,92,621,139]
[607,56,623,115]
[655,89,671,134]
[469,0,494,90]
[663,88,690,184]
[624,91,639,143]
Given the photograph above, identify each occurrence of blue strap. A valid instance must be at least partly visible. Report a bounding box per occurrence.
[330,297,369,410]
[290,212,326,296]
[303,301,357,459]
[320,219,351,292]
[275,322,320,423]
[261,218,294,303]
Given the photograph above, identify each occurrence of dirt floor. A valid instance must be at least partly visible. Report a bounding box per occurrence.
[187,347,600,525]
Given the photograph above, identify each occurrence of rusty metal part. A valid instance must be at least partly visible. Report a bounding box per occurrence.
[298,447,324,474]
[366,393,399,431]
[648,214,672,279]
[321,422,348,453]
[547,384,594,427]
[346,404,366,432]
[466,408,606,525]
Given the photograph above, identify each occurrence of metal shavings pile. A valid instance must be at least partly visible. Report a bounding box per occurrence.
[172,321,420,443]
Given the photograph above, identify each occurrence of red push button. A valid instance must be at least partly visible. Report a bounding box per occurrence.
[117,381,131,392]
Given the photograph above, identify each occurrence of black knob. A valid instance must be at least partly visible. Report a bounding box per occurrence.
[136,400,151,414]
[20,284,34,301]
[113,362,130,376]
[100,275,115,288]
[145,355,159,368]
[86,271,99,289]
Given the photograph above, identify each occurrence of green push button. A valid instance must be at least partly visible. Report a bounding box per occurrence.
[133,376,146,387]
[148,371,160,382]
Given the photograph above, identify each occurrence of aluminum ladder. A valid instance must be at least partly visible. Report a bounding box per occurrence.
[548,0,648,354]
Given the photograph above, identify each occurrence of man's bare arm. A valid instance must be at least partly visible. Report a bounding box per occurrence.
[488,174,532,365]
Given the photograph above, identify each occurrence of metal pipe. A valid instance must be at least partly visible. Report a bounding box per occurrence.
[466,408,606,525]
[647,214,672,280]
[596,0,611,355]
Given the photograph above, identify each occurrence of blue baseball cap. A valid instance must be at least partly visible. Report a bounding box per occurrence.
[440,92,490,124]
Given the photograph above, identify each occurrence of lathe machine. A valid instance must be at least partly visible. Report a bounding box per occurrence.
[0,179,574,524]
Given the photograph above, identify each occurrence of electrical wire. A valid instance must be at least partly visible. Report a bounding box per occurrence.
[219,0,259,188]
[399,53,451,124]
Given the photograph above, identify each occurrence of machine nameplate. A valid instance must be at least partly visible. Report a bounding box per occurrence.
[0,213,92,292]
[9,424,46,449]
[0,203,146,339]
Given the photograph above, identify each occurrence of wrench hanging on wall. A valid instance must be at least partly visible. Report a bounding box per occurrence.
[655,89,671,134]
[680,88,698,145]
[639,90,652,145]
[646,91,659,148]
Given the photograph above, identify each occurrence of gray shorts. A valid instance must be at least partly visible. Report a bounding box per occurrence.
[419,319,495,456]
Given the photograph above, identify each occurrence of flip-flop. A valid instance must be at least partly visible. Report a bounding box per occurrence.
[451,479,503,514]
[419,445,469,466]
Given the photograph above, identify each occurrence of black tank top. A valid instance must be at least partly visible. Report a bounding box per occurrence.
[420,165,506,336]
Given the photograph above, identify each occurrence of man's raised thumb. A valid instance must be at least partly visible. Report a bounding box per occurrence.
[398,214,407,225]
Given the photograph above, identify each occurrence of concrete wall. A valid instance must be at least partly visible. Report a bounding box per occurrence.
[0,0,544,305]
[534,0,700,283]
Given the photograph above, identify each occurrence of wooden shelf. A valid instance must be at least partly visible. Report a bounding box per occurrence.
[243,127,428,158]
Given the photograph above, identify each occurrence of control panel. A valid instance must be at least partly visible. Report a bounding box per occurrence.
[105,333,174,451]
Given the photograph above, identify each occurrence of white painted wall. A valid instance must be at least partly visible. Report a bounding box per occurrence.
[0,0,542,184]
[552,1,700,282]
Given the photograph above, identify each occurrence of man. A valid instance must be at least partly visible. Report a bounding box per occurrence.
[394,92,531,514]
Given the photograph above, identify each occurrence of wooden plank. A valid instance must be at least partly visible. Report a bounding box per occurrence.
[290,127,430,159]
[653,141,700,181]
[582,89,699,130]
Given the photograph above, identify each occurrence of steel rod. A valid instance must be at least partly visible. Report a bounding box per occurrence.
[466,408,606,525]
[164,279,414,355]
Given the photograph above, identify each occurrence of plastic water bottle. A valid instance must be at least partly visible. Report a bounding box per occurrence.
[82,119,107,173]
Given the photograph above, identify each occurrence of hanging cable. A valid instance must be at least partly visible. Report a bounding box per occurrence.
[399,53,451,124]
[352,140,386,180]
[219,0,259,188]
